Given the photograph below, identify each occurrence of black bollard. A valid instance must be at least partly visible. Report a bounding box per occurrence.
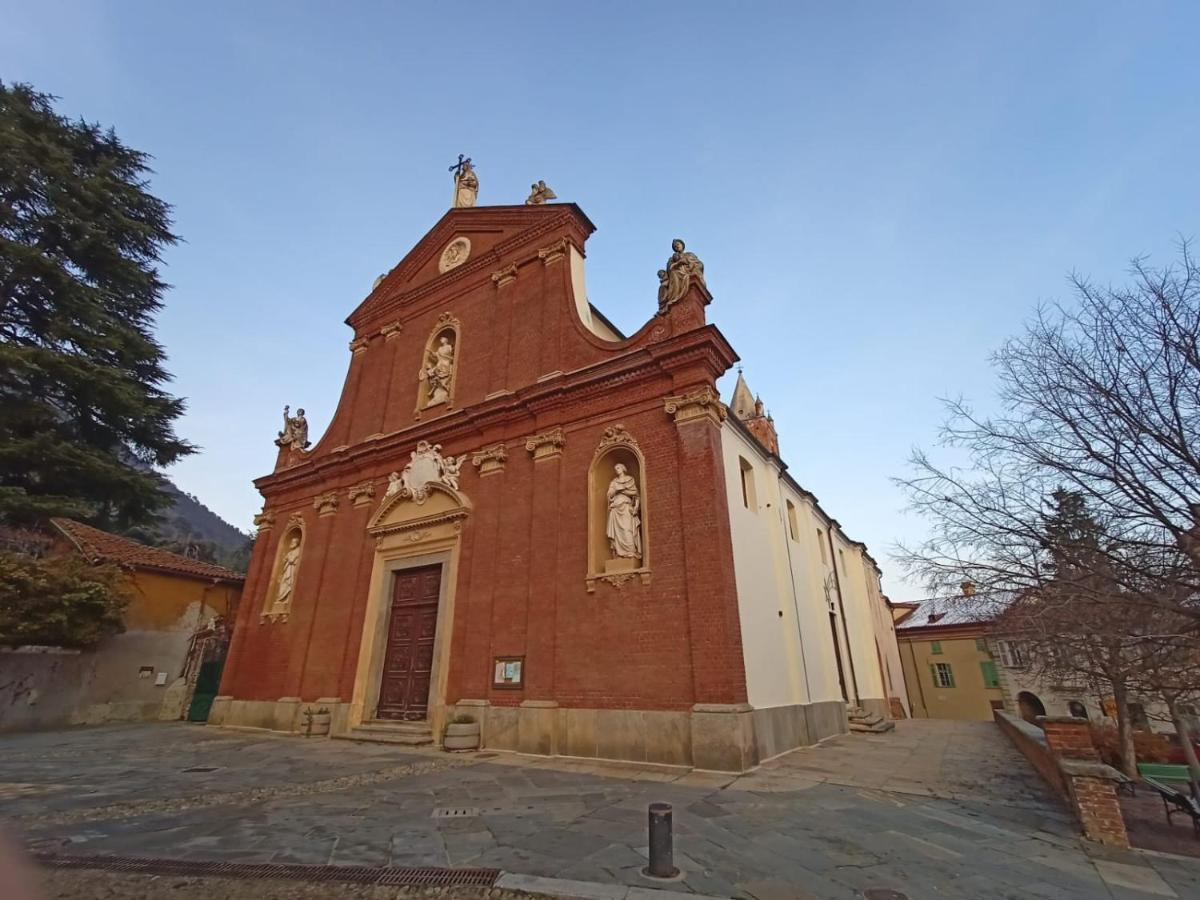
[645,802,679,879]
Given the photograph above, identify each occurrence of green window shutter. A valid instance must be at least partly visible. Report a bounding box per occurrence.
[929,664,937,686]
[931,640,942,654]
[980,661,999,688]
[945,664,955,688]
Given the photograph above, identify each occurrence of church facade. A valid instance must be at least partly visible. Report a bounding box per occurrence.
[213,180,906,771]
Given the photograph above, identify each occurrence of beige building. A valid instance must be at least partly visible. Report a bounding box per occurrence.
[895,598,1003,721]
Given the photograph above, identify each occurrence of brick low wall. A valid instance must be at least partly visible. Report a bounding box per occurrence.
[994,710,1128,847]
[994,709,1067,796]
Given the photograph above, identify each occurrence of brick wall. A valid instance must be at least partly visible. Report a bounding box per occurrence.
[994,710,1128,847]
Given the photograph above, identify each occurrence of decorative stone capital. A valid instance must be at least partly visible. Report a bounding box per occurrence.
[525,427,566,461]
[596,424,639,452]
[537,237,569,266]
[347,481,376,507]
[253,510,275,534]
[664,387,727,426]
[380,320,403,340]
[285,511,305,531]
[491,263,518,288]
[349,336,369,354]
[471,443,508,477]
[312,491,340,517]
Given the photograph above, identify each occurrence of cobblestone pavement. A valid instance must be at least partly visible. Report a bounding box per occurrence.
[3,720,1199,899]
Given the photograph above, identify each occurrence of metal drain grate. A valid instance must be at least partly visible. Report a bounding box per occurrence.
[33,853,499,888]
[431,806,479,818]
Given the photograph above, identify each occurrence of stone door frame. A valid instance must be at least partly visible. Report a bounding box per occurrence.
[348,539,460,736]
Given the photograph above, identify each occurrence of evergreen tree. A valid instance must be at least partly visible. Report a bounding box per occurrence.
[0,82,193,529]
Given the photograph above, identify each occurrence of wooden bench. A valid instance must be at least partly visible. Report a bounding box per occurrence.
[1142,776,1200,837]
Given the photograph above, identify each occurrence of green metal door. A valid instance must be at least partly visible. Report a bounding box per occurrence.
[186,656,226,722]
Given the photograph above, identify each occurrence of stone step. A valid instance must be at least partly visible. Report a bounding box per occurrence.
[335,720,435,747]
[849,719,896,734]
[849,712,884,726]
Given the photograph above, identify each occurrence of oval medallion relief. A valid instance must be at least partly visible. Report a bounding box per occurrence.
[438,237,471,273]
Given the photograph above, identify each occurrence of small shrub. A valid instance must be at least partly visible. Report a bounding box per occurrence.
[1089,723,1175,768]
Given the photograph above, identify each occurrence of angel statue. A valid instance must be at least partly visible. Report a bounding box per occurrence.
[525,180,557,205]
[440,454,464,491]
[656,238,706,313]
[420,335,456,407]
[275,405,310,450]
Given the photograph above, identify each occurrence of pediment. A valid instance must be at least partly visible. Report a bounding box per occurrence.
[367,481,471,537]
[347,203,595,328]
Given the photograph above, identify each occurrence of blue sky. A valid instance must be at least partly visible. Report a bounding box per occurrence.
[4,2,1197,598]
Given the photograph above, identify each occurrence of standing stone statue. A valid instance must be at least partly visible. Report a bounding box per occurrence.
[606,463,642,561]
[420,336,456,407]
[450,154,478,208]
[656,238,706,313]
[275,405,310,450]
[525,180,557,205]
[274,535,302,606]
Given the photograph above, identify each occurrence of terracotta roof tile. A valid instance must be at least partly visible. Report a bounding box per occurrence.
[51,518,245,584]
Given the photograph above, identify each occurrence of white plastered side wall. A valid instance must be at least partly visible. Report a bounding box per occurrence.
[720,422,844,709]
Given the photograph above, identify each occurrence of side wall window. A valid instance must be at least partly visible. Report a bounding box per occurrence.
[786,500,799,541]
[738,457,756,511]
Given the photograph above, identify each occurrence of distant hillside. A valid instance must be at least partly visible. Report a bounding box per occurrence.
[119,473,253,573]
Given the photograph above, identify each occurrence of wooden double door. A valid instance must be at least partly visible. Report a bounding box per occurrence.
[376,564,441,721]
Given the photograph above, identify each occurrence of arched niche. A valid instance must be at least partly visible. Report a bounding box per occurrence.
[587,425,650,592]
[262,513,305,623]
[415,312,461,418]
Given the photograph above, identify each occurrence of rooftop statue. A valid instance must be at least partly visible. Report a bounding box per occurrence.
[450,154,478,208]
[657,238,706,314]
[525,180,557,205]
[275,405,310,451]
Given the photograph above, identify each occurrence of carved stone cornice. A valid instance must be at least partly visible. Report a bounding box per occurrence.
[347,481,376,507]
[312,491,340,517]
[471,443,508,476]
[380,320,403,340]
[253,510,275,534]
[524,427,566,461]
[596,424,639,452]
[538,237,569,265]
[491,263,518,288]
[349,336,370,354]
[664,387,727,426]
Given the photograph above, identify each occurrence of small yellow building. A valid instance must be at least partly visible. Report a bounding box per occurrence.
[0,520,243,732]
[895,598,1003,721]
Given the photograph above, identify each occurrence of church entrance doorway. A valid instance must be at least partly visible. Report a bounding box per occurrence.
[376,564,441,721]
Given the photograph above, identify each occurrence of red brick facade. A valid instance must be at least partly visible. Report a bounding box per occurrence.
[218,204,749,729]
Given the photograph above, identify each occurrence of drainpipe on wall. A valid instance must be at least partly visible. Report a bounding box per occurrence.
[826,527,859,703]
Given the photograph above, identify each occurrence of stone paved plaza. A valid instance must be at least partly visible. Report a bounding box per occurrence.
[2,720,1199,899]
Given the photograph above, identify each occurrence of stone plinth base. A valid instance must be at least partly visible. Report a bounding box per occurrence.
[208,696,348,736]
[443,700,847,773]
[603,557,639,574]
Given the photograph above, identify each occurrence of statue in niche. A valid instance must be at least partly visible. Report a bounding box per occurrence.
[273,534,302,607]
[656,238,706,314]
[275,406,310,450]
[525,180,557,205]
[420,335,456,407]
[606,463,642,561]
[450,155,478,208]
